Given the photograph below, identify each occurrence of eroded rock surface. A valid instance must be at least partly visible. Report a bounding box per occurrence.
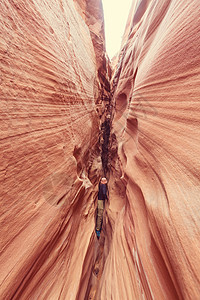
[101,0,200,299]
[0,0,109,299]
[1,0,200,299]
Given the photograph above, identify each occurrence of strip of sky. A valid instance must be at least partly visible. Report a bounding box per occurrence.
[102,0,133,58]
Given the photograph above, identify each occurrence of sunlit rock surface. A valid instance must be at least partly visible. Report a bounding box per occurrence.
[103,0,200,299]
[0,0,108,298]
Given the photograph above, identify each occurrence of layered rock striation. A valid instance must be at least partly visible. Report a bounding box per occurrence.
[100,0,200,299]
[0,0,109,299]
[1,0,200,299]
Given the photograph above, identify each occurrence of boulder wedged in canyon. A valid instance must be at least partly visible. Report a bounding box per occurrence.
[100,0,200,299]
[0,0,109,299]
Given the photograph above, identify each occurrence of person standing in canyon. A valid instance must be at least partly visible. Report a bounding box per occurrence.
[96,177,108,239]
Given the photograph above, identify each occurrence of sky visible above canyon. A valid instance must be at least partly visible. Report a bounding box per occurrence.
[102,0,133,58]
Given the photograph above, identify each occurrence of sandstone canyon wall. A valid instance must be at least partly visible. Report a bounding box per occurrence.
[0,0,110,299]
[100,0,200,299]
[1,0,200,299]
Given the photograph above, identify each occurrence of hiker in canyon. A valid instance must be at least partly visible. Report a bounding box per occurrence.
[95,177,108,239]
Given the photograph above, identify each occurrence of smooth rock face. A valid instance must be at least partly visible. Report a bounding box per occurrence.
[0,0,107,299]
[104,0,200,299]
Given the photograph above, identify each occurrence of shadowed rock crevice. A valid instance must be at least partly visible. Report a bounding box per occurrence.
[100,117,111,177]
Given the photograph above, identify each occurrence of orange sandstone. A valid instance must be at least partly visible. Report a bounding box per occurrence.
[1,0,200,299]
[103,0,200,299]
[0,0,107,299]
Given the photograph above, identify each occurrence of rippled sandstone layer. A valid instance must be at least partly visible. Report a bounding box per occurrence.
[0,0,109,298]
[100,0,200,299]
[1,0,200,299]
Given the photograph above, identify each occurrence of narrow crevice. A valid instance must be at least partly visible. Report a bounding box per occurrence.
[100,117,111,177]
[98,69,112,178]
[84,71,114,299]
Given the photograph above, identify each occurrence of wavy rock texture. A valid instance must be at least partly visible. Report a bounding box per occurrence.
[1,0,200,299]
[101,0,200,299]
[0,0,109,299]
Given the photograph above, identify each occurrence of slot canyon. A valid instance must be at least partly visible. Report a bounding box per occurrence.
[0,0,200,299]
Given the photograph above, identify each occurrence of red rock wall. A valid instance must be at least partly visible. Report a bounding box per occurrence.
[0,0,107,298]
[100,0,200,299]
[1,0,200,299]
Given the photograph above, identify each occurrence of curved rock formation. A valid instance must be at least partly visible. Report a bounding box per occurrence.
[1,0,200,299]
[0,0,109,298]
[103,0,200,299]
